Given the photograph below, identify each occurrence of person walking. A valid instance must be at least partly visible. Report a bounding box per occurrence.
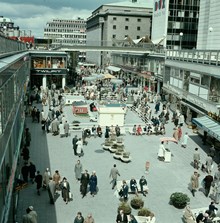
[52,170,61,193]
[206,155,213,174]
[48,177,56,204]
[139,176,148,196]
[84,213,95,223]
[116,210,128,223]
[72,135,78,156]
[81,170,90,198]
[109,164,120,190]
[76,138,83,157]
[29,162,36,184]
[190,170,200,197]
[21,163,29,183]
[181,132,189,148]
[22,208,32,223]
[34,171,43,195]
[89,171,98,197]
[43,168,51,189]
[74,160,83,181]
[60,177,70,204]
[130,177,138,195]
[121,180,129,201]
[74,212,84,223]
[64,120,69,137]
[25,128,31,147]
[28,206,38,223]
[193,148,200,170]
[203,173,214,197]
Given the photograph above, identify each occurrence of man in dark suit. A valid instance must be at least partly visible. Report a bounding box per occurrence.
[116,210,128,223]
[72,135,78,155]
[80,170,90,198]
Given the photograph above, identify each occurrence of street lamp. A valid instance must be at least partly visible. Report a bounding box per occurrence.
[179,32,183,50]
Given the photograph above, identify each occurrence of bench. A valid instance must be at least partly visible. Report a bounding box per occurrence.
[116,179,149,194]
[134,216,156,223]
[183,207,220,223]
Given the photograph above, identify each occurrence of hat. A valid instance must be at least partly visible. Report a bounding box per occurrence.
[29,206,34,211]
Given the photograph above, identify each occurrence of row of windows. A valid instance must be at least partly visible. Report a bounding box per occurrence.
[47,24,86,29]
[52,19,85,24]
[113,17,141,22]
[54,39,86,44]
[113,25,141,31]
[44,28,85,33]
[112,35,141,39]
[44,33,86,39]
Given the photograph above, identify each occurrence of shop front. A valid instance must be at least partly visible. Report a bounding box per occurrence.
[30,51,68,89]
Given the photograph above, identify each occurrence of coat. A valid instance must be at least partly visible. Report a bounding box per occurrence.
[35,174,43,190]
[75,163,83,180]
[29,210,37,223]
[109,167,120,180]
[22,213,32,223]
[191,173,199,190]
[89,175,97,194]
[64,122,69,134]
[29,163,36,179]
[43,171,51,187]
[81,173,90,195]
[60,180,70,200]
[48,180,56,203]
[76,140,83,154]
[51,119,59,132]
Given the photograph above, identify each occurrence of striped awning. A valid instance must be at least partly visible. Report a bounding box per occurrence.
[192,116,220,140]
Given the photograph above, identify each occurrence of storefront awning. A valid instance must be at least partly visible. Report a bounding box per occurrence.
[107,65,121,72]
[192,116,220,140]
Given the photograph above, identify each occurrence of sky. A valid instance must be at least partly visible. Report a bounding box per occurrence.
[1,0,123,38]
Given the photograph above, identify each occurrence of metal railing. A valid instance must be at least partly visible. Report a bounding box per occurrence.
[0,35,27,57]
[166,49,220,66]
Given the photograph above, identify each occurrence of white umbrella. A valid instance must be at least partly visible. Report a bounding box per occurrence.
[83,76,97,81]
[110,79,123,85]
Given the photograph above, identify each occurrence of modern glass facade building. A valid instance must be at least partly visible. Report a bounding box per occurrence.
[152,0,200,49]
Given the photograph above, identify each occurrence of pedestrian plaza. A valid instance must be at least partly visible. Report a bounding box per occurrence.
[16,99,220,223]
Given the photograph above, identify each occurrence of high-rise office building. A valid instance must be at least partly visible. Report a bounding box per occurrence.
[197,0,220,50]
[152,0,200,49]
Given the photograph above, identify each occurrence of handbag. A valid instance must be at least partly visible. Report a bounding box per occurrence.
[118,189,123,197]
[69,192,73,199]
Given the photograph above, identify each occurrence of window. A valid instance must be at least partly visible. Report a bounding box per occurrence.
[112,34,116,38]
[125,18,129,21]
[137,36,140,39]
[113,25,116,30]
[113,17,117,21]
[137,27,140,31]
[137,18,141,22]
[125,26,128,30]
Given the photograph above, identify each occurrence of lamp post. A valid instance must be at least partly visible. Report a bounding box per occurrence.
[179,32,183,50]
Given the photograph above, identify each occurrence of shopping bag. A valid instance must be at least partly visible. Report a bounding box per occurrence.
[69,192,73,200]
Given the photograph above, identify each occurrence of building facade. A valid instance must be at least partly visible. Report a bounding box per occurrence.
[44,18,86,60]
[30,51,68,89]
[196,0,220,50]
[0,36,29,223]
[86,0,153,66]
[151,0,200,49]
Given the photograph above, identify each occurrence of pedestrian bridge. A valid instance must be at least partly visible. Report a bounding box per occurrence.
[54,44,161,54]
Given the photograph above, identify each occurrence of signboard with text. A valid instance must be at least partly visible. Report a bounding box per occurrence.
[151,0,169,47]
[31,69,67,75]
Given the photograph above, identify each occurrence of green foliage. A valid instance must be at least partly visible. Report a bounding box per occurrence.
[130,196,144,209]
[170,192,190,209]
[118,202,132,215]
[138,208,153,217]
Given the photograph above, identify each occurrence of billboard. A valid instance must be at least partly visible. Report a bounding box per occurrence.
[151,0,169,47]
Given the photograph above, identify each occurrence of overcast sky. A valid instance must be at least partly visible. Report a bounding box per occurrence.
[2,0,122,38]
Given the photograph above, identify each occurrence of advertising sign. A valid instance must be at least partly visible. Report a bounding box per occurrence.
[151,0,169,47]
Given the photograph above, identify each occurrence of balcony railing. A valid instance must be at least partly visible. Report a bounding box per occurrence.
[0,35,27,57]
[166,49,220,66]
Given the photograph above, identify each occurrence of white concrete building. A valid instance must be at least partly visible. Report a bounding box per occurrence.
[197,0,220,50]
[86,0,153,66]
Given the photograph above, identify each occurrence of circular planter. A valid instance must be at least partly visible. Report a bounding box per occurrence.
[103,145,111,150]
[130,198,144,210]
[113,153,122,159]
